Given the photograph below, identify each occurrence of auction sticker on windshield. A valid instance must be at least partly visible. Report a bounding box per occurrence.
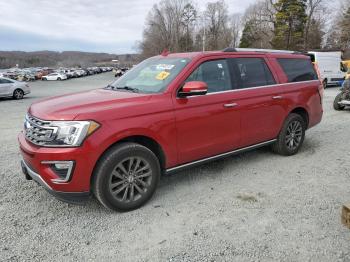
[156,64,175,71]
[155,71,170,80]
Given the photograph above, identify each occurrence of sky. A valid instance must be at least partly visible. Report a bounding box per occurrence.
[0,0,256,54]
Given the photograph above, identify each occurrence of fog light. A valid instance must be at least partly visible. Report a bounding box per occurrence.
[54,163,71,170]
[41,161,74,183]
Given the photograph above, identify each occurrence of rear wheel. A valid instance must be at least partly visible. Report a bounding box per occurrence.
[333,93,345,111]
[272,113,306,156]
[13,89,24,100]
[92,142,161,211]
[57,77,61,81]
[323,79,327,89]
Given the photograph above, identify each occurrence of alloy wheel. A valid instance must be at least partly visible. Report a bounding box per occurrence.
[14,90,23,99]
[109,157,152,203]
[285,120,303,150]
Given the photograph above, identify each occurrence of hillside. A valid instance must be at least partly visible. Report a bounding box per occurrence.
[0,51,139,69]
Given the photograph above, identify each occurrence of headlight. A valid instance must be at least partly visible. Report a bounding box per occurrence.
[50,121,100,146]
[24,114,100,147]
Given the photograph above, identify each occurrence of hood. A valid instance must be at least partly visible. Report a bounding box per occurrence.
[29,89,152,120]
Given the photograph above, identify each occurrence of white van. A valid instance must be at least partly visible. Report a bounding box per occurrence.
[307,51,345,87]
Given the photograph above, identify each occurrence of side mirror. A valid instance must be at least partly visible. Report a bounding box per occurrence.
[179,81,208,97]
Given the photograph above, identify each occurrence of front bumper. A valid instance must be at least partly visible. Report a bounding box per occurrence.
[21,159,90,204]
[18,131,101,203]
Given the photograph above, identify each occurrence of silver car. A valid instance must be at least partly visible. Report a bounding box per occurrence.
[0,77,31,99]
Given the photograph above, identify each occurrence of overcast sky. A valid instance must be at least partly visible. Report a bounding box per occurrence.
[0,0,256,54]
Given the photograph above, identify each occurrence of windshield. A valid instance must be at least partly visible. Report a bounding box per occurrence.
[109,57,190,93]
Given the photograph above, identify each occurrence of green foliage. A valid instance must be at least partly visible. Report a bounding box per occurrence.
[272,0,307,50]
[239,20,259,48]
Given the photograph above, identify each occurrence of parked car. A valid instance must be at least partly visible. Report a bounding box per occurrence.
[42,73,67,81]
[19,48,323,211]
[0,77,30,99]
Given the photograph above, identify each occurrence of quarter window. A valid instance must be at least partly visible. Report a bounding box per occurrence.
[277,58,318,82]
[186,59,232,93]
[230,58,276,89]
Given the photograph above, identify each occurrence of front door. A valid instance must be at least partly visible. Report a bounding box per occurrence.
[173,59,241,164]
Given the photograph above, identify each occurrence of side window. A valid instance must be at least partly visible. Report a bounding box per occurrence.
[230,58,276,89]
[0,79,12,84]
[185,59,233,93]
[277,58,318,82]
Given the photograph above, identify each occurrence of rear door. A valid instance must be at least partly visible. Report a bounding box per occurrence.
[228,57,287,147]
[173,58,241,164]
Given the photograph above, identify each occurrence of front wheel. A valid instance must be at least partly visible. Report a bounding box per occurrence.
[92,142,161,211]
[333,93,345,111]
[272,113,306,156]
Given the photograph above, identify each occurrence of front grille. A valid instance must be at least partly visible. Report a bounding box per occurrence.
[24,114,56,146]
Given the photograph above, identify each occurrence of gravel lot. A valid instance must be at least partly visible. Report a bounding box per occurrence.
[0,73,349,262]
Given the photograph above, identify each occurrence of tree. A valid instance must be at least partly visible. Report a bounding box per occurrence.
[203,0,231,50]
[339,7,350,49]
[303,0,324,50]
[272,0,307,50]
[239,20,259,48]
[180,3,197,51]
[306,18,324,49]
[139,0,196,58]
[229,13,242,47]
[239,0,275,49]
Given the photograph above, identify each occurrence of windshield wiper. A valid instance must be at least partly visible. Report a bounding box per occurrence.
[104,84,114,89]
[114,86,140,93]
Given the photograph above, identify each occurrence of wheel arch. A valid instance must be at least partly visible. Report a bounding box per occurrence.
[289,107,309,128]
[90,135,167,186]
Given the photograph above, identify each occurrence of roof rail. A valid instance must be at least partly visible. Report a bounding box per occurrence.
[222,47,237,52]
[234,48,296,54]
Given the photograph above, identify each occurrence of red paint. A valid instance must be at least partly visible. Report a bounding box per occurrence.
[18,51,323,193]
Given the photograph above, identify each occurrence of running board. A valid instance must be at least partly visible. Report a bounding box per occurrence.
[165,139,277,174]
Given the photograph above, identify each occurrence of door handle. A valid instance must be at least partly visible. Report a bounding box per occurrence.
[223,103,238,108]
[272,96,283,100]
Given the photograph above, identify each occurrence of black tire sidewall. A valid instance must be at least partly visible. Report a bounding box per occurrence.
[277,114,306,156]
[13,89,24,99]
[333,93,345,110]
[93,143,161,211]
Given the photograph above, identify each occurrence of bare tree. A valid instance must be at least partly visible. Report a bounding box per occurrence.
[304,0,325,50]
[204,0,231,50]
[229,13,242,47]
[139,0,195,57]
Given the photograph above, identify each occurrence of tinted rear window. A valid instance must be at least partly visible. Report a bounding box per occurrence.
[277,58,318,82]
[230,58,276,89]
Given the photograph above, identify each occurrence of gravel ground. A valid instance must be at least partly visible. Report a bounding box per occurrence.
[0,73,349,262]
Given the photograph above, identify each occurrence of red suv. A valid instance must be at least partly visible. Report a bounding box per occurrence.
[19,48,323,211]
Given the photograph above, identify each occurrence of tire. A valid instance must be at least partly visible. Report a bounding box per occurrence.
[333,93,345,111]
[57,77,61,81]
[13,89,24,100]
[323,79,327,89]
[92,142,161,211]
[272,113,306,156]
